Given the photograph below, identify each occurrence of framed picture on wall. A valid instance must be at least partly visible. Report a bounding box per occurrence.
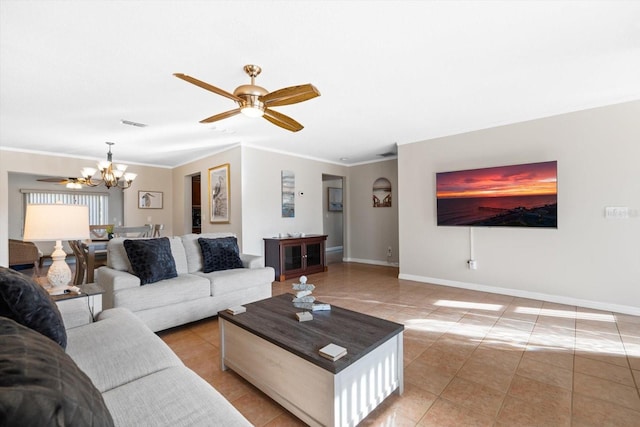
[281,170,295,218]
[138,191,163,209]
[328,187,343,211]
[209,163,230,223]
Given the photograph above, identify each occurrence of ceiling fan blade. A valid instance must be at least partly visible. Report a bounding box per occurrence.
[174,73,243,102]
[200,108,242,123]
[261,84,320,107]
[263,108,304,132]
[37,177,73,183]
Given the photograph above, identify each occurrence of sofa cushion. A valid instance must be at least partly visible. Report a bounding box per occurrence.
[181,232,235,273]
[65,308,183,393]
[124,237,178,285]
[195,266,275,297]
[198,237,244,273]
[113,274,211,313]
[0,266,67,348]
[102,366,251,427]
[108,236,188,275]
[0,316,114,426]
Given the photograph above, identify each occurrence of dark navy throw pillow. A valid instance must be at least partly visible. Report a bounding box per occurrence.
[123,237,177,285]
[0,267,67,348]
[198,237,244,273]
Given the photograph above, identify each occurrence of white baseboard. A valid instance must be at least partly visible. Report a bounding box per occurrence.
[398,273,640,316]
[343,257,399,267]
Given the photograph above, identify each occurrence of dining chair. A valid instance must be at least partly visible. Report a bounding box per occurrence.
[68,240,87,286]
[152,224,164,237]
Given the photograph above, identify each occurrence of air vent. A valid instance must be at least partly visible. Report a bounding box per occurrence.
[120,119,148,127]
[377,151,396,157]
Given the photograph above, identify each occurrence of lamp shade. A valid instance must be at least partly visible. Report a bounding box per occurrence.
[23,204,90,241]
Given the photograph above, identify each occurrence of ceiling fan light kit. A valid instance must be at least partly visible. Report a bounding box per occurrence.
[81,142,137,190]
[174,64,320,132]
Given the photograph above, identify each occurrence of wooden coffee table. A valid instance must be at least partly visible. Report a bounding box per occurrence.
[218,293,404,427]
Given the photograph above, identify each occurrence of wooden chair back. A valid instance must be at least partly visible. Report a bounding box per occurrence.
[113,225,152,238]
[152,224,164,237]
[68,240,87,285]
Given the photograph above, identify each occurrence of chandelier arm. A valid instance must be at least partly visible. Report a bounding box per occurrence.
[118,180,133,190]
[82,176,101,187]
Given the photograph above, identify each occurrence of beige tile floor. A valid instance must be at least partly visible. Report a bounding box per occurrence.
[156,262,639,426]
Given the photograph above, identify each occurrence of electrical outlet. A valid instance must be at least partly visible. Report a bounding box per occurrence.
[605,207,629,219]
[468,259,477,270]
[387,246,392,257]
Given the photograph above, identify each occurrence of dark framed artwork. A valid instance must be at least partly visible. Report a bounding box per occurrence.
[209,163,230,223]
[328,187,343,211]
[138,191,163,209]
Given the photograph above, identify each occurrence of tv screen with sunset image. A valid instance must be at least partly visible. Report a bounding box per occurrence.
[436,161,557,227]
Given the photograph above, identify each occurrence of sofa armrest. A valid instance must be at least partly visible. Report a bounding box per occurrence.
[96,267,140,309]
[239,253,264,269]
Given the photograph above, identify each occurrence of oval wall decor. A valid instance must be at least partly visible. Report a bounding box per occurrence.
[373,177,392,207]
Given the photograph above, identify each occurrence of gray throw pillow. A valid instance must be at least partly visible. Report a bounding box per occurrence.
[123,237,177,285]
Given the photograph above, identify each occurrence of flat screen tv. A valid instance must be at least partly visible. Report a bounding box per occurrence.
[436,161,557,228]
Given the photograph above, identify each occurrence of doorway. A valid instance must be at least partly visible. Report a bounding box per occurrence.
[191,174,201,234]
[322,174,344,264]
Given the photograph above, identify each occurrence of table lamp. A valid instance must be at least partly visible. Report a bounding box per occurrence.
[23,204,90,291]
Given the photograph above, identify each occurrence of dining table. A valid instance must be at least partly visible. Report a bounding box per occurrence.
[85,240,108,283]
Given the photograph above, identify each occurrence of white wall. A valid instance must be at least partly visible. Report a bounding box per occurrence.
[240,146,347,256]
[346,159,399,265]
[398,100,640,314]
[171,146,243,240]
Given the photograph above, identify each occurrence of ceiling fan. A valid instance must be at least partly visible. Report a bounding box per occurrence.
[37,177,91,188]
[174,64,320,132]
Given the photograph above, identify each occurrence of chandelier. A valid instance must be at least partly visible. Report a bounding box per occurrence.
[81,142,137,189]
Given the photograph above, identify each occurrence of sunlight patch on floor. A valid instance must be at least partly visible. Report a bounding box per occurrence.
[405,319,489,340]
[434,300,503,311]
[515,307,616,322]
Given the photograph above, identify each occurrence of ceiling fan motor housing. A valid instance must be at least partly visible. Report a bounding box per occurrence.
[234,84,267,111]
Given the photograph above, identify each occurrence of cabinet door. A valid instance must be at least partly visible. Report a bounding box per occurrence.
[305,242,323,268]
[283,243,304,273]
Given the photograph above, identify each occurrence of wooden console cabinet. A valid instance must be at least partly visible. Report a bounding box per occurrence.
[264,235,328,282]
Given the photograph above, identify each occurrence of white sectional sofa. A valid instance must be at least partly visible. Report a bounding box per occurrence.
[97,233,274,332]
[0,266,252,427]
[66,307,252,426]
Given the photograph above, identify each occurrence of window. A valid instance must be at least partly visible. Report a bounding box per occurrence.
[21,190,109,226]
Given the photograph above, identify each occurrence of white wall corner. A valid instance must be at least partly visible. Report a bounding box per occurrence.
[344,258,400,268]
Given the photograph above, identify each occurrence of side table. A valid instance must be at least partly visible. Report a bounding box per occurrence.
[50,283,105,327]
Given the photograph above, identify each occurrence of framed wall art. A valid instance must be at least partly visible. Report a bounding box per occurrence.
[372,177,392,207]
[209,163,230,223]
[328,187,343,211]
[281,170,295,218]
[138,191,163,209]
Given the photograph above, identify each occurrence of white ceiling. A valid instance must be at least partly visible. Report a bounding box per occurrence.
[1,1,639,169]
